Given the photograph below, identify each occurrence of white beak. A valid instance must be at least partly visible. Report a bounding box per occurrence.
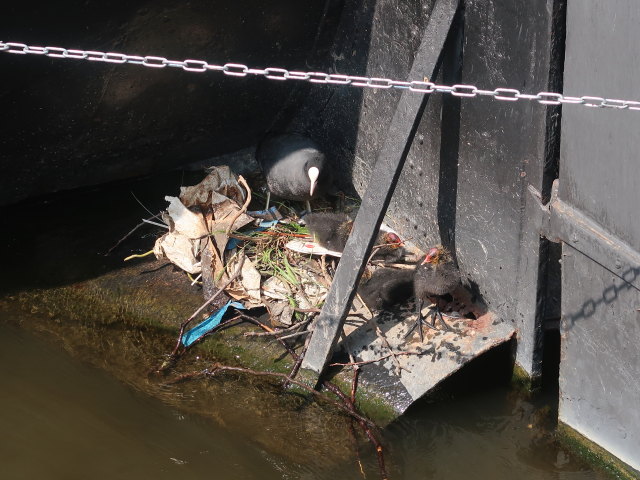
[308,166,320,196]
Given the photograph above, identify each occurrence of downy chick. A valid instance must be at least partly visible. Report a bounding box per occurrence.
[406,245,461,341]
[304,212,404,261]
[359,267,414,313]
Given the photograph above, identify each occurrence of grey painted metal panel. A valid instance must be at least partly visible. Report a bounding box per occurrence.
[560,0,640,470]
[559,247,640,470]
[560,0,640,249]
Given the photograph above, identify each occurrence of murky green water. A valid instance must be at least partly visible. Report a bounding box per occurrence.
[0,172,609,479]
[0,323,289,480]
[0,320,604,480]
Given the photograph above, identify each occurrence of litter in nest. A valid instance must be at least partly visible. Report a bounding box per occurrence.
[130,165,417,338]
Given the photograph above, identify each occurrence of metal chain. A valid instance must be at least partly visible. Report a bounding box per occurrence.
[2,40,639,111]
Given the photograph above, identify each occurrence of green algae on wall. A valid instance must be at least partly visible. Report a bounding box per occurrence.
[2,258,399,425]
[558,423,640,480]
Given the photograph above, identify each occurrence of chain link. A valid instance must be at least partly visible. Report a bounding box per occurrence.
[2,40,640,111]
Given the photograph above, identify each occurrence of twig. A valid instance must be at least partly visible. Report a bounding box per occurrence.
[227,232,273,244]
[347,420,366,479]
[142,218,169,229]
[130,191,156,217]
[146,314,242,377]
[319,254,333,287]
[322,380,387,479]
[286,341,307,386]
[225,175,252,236]
[155,253,246,373]
[243,326,309,341]
[351,367,361,405]
[340,327,361,404]
[370,262,414,269]
[243,319,310,337]
[294,307,321,313]
[106,215,161,255]
[166,364,376,429]
[285,313,319,385]
[339,329,368,478]
[276,330,310,341]
[235,312,304,376]
[234,311,276,334]
[259,230,308,238]
[329,350,424,367]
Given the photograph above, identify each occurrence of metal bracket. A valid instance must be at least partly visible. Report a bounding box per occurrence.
[528,180,640,291]
[300,0,462,383]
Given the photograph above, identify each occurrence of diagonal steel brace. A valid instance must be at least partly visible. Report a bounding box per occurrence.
[301,0,462,383]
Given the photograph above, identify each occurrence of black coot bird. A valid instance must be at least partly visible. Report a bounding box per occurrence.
[304,212,405,260]
[256,133,331,211]
[406,245,461,341]
[359,267,414,313]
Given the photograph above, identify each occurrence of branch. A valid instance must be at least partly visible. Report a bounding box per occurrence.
[155,253,246,373]
[106,214,161,255]
[225,175,252,236]
[329,350,425,367]
[166,363,377,429]
[242,319,310,337]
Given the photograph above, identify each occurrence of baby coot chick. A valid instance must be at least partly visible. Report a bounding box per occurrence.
[256,133,331,211]
[359,267,414,313]
[406,245,461,341]
[304,212,405,260]
[373,231,406,263]
[303,211,353,252]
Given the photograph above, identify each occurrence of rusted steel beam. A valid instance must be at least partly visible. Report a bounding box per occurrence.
[301,0,462,380]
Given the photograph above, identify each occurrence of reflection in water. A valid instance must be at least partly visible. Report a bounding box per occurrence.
[0,323,292,480]
[386,389,602,480]
[0,321,605,480]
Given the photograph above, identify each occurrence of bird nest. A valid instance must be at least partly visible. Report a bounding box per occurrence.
[127,165,411,336]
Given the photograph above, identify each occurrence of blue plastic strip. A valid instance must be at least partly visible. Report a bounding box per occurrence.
[259,220,279,228]
[246,206,281,219]
[181,300,245,347]
[226,237,243,251]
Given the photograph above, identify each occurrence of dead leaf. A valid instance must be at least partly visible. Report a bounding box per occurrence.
[153,232,201,274]
[180,166,246,208]
[164,196,208,239]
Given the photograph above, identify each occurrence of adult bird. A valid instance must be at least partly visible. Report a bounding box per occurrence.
[256,132,331,212]
[358,267,414,313]
[406,244,461,341]
[303,211,405,260]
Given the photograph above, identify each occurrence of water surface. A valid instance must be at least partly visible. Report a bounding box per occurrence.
[0,323,292,480]
[0,321,604,480]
